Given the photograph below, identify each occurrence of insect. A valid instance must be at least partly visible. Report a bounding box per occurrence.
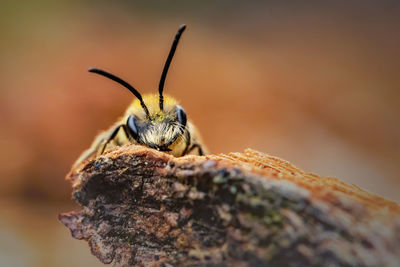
[74,25,207,167]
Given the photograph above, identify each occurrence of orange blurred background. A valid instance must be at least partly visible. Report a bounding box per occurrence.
[1,1,399,266]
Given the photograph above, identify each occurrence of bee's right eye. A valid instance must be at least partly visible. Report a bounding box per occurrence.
[127,115,139,141]
[176,105,187,127]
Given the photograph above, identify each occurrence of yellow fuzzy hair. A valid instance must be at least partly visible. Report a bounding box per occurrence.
[125,94,179,117]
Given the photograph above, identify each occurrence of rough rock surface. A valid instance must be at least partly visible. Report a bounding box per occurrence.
[59,145,400,266]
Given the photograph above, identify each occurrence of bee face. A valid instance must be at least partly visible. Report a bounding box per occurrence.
[74,24,206,167]
[126,105,188,152]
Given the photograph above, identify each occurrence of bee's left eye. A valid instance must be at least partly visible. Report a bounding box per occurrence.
[126,115,140,141]
[176,105,187,127]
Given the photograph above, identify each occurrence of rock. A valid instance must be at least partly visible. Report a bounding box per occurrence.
[59,145,400,266]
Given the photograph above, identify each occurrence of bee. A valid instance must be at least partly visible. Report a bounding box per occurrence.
[74,25,207,167]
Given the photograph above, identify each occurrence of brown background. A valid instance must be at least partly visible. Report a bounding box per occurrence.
[1,1,399,266]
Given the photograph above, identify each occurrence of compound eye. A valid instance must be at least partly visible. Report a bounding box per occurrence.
[127,115,139,141]
[176,105,187,127]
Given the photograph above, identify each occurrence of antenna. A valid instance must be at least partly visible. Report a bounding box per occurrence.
[89,68,150,118]
[158,24,187,110]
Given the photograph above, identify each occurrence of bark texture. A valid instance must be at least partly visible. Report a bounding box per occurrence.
[59,145,400,267]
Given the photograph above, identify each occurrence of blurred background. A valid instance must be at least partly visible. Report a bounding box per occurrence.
[1,0,399,266]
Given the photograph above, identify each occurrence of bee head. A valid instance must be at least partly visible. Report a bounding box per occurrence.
[88,24,188,153]
[126,102,187,151]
